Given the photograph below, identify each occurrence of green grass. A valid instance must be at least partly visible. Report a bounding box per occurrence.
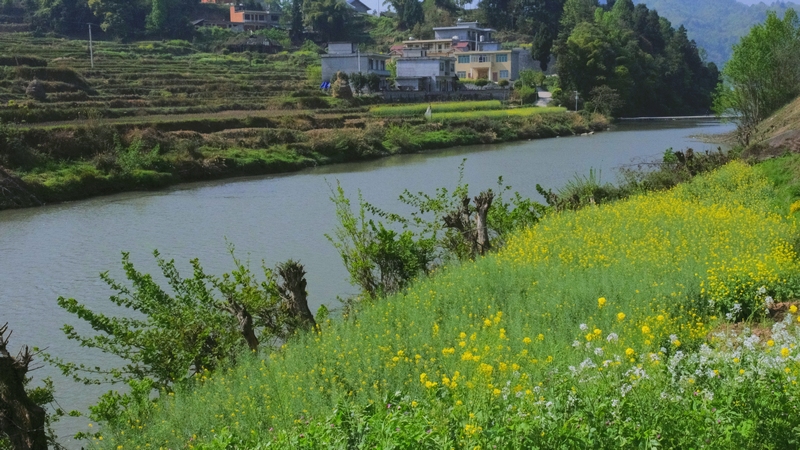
[433,106,567,120]
[97,162,800,449]
[754,153,800,209]
[370,100,504,117]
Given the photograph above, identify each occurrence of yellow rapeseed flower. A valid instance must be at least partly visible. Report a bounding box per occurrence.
[598,297,606,308]
[781,347,790,358]
[625,348,635,357]
[768,340,775,347]
[641,325,651,334]
[617,312,626,321]
[537,334,545,341]
[523,337,532,344]
[791,305,798,314]
[593,328,601,336]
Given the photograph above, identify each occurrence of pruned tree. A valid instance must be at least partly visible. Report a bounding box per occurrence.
[0,324,47,450]
[443,190,494,257]
[43,247,317,396]
[277,261,316,332]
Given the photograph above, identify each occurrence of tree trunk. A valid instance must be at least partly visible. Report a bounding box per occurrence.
[225,299,259,352]
[277,261,316,332]
[444,196,476,256]
[473,190,494,256]
[0,323,48,450]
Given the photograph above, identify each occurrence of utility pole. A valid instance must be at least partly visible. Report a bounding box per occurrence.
[88,23,94,69]
[574,90,578,111]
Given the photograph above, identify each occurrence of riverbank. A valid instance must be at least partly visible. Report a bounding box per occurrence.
[92,158,800,449]
[1,109,602,210]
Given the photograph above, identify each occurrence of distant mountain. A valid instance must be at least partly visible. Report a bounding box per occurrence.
[635,0,797,65]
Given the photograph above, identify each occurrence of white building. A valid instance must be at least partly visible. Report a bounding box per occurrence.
[394,49,457,92]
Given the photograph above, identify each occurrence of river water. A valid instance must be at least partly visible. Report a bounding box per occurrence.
[0,119,733,446]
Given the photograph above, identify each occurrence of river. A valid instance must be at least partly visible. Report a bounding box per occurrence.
[0,119,733,446]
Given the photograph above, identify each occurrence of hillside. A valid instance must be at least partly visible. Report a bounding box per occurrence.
[635,0,797,64]
[94,161,800,448]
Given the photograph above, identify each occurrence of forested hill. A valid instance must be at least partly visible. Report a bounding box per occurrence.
[635,0,798,64]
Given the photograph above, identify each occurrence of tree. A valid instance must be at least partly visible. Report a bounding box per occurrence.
[303,0,357,42]
[290,0,303,43]
[88,0,148,39]
[713,9,800,145]
[32,0,93,34]
[0,324,65,450]
[42,249,315,394]
[589,84,621,115]
[385,0,424,29]
[555,0,719,116]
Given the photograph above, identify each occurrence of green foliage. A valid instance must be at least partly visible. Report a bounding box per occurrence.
[641,0,800,65]
[114,137,161,174]
[385,0,424,29]
[40,246,310,400]
[99,163,800,449]
[713,9,800,145]
[555,0,720,116]
[370,100,503,117]
[328,162,548,299]
[513,85,538,105]
[372,101,500,117]
[302,0,360,42]
[327,183,436,299]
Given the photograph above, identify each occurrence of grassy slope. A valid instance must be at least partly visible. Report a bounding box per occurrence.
[98,161,800,449]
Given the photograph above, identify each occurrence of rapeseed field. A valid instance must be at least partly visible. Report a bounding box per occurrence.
[102,162,800,449]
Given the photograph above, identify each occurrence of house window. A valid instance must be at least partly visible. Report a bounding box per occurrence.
[457,55,470,64]
[496,54,508,63]
[500,70,509,78]
[369,59,374,70]
[380,60,385,70]
[440,62,444,71]
[244,14,251,20]
[259,15,265,21]
[457,71,466,78]
[472,55,488,63]
[271,15,279,21]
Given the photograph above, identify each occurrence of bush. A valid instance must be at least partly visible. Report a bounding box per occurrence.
[514,85,538,105]
[474,78,489,87]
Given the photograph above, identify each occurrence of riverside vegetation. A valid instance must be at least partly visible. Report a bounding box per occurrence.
[53,154,800,449]
[0,34,599,211]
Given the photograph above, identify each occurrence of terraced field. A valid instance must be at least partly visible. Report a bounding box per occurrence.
[0,33,593,209]
[0,34,326,125]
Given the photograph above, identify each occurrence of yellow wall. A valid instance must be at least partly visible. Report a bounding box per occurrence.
[454,51,512,81]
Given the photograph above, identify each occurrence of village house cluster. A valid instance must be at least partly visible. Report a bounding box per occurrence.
[322,20,522,92]
[194,0,369,32]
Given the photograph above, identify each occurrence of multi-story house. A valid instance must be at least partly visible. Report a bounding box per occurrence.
[321,43,391,88]
[454,44,520,82]
[394,48,457,92]
[398,20,521,82]
[229,5,282,28]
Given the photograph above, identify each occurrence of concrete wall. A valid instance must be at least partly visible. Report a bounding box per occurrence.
[397,58,445,78]
[328,42,355,54]
[321,54,391,82]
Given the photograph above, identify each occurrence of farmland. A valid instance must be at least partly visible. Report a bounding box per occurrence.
[0,34,598,210]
